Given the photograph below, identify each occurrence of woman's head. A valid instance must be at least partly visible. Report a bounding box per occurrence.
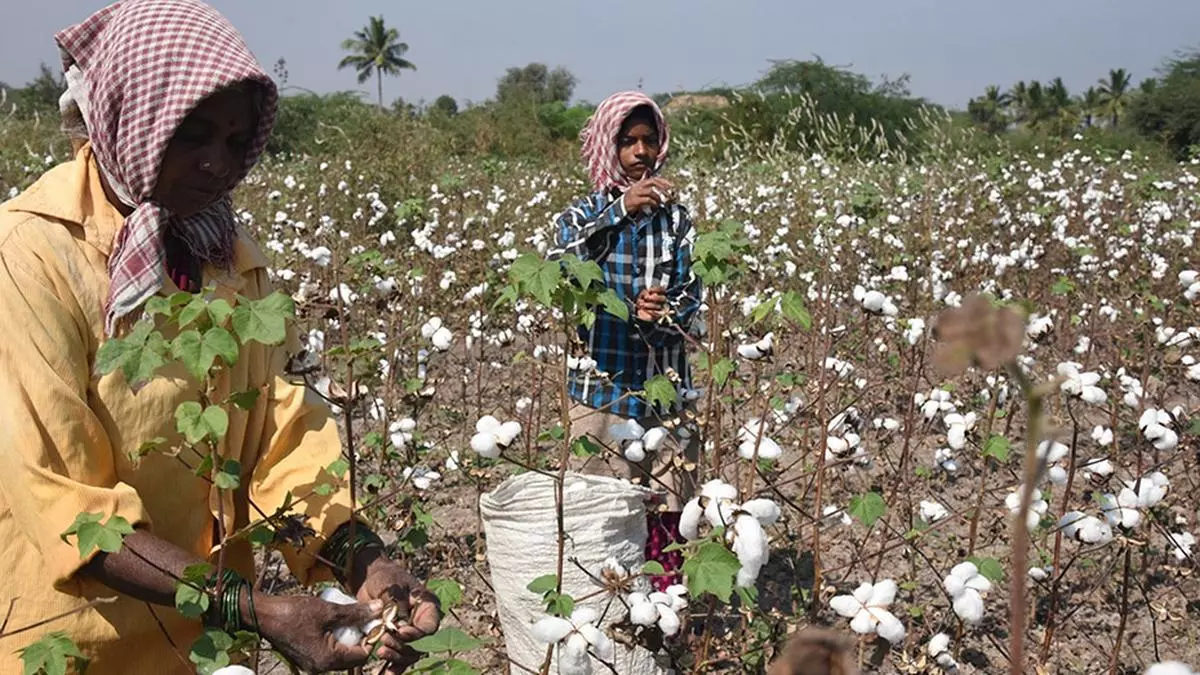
[579,91,669,193]
[55,0,278,334]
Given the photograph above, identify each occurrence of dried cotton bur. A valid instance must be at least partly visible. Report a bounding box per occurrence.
[320,587,408,647]
[767,628,860,675]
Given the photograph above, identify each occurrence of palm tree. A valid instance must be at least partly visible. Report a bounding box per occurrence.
[338,16,416,110]
[968,85,1011,134]
[1098,68,1132,127]
[1024,80,1047,129]
[1007,81,1029,124]
[1080,87,1103,127]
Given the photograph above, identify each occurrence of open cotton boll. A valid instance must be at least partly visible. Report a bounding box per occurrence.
[431,326,453,351]
[420,317,443,340]
[730,514,769,587]
[928,632,957,669]
[624,440,646,462]
[532,616,575,643]
[1145,662,1197,675]
[558,633,592,675]
[829,580,906,644]
[739,435,782,460]
[665,585,688,611]
[1166,532,1196,562]
[495,421,522,446]
[700,479,739,501]
[576,623,614,661]
[1100,490,1143,529]
[680,498,704,540]
[737,332,774,360]
[1126,472,1170,508]
[741,498,781,525]
[628,594,659,626]
[470,432,500,458]
[213,667,257,675]
[609,419,647,442]
[920,500,949,523]
[655,604,681,636]
[642,427,670,452]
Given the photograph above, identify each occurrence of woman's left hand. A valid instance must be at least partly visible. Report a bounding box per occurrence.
[354,552,442,672]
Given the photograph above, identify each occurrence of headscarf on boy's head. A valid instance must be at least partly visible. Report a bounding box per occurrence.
[579,91,670,194]
[55,0,278,336]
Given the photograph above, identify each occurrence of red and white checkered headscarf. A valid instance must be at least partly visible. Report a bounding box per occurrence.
[56,0,277,336]
[579,91,670,193]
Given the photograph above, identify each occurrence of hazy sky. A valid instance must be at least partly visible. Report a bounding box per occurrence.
[3,1,1199,109]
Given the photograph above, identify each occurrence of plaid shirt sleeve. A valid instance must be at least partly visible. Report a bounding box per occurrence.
[634,205,703,347]
[547,192,629,261]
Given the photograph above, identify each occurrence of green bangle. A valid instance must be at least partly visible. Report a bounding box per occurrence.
[323,521,385,572]
[204,568,249,634]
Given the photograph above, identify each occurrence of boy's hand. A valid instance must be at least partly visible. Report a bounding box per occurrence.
[623,178,675,213]
[636,287,668,321]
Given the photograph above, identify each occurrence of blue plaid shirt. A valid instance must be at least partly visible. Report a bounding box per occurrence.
[548,190,703,419]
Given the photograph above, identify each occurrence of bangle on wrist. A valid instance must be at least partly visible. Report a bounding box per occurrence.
[202,568,255,634]
[322,521,386,574]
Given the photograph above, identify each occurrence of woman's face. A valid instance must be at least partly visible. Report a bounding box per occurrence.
[153,86,256,217]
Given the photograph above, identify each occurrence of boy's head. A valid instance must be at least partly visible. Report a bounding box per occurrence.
[580,91,670,193]
[617,104,660,182]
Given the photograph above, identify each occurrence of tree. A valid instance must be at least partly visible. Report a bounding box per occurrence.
[338,16,416,110]
[967,85,1009,134]
[1098,67,1132,127]
[432,95,459,117]
[1129,52,1200,158]
[496,63,577,105]
[1007,81,1029,124]
[1080,87,1103,127]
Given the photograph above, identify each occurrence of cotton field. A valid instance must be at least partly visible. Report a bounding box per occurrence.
[3,137,1198,673]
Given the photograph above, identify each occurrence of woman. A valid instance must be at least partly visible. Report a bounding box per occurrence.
[0,1,437,673]
[546,92,704,589]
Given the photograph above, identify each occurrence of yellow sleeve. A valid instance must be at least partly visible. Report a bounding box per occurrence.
[0,250,151,592]
[249,338,352,586]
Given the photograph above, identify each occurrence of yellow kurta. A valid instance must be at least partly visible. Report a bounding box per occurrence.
[0,146,351,674]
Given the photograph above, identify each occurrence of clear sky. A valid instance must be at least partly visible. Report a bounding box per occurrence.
[3,0,1199,109]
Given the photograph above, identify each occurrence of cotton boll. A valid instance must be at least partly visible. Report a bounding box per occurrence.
[628,595,659,626]
[679,498,704,541]
[609,419,647,442]
[952,590,985,625]
[741,499,781,525]
[920,500,949,523]
[1145,662,1197,675]
[431,326,453,351]
[642,427,669,451]
[731,514,769,587]
[656,604,681,636]
[420,317,443,340]
[624,440,646,463]
[476,415,501,435]
[557,633,592,675]
[496,421,522,446]
[739,435,782,460]
[213,668,257,675]
[470,432,500,458]
[700,480,739,502]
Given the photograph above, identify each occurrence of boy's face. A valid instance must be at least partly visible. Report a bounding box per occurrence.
[617,112,660,181]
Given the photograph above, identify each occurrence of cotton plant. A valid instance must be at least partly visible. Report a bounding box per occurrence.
[609,419,670,462]
[1057,361,1106,405]
[828,579,906,644]
[627,585,688,637]
[531,606,615,675]
[943,561,992,625]
[679,480,778,588]
[469,415,522,458]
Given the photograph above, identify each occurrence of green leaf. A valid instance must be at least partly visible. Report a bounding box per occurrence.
[967,556,1006,582]
[143,296,173,317]
[18,631,87,675]
[564,256,603,291]
[408,627,487,654]
[231,292,294,346]
[780,291,812,330]
[247,525,274,547]
[529,260,561,307]
[327,457,350,480]
[570,436,601,458]
[411,657,481,675]
[526,574,558,595]
[427,578,464,612]
[60,512,134,558]
[711,358,736,387]
[175,577,210,619]
[177,295,209,329]
[1187,417,1200,436]
[1051,276,1076,297]
[641,561,667,575]
[750,296,779,324]
[171,327,238,380]
[546,592,575,617]
[508,254,541,285]
[597,288,630,321]
[176,403,229,445]
[643,375,677,410]
[683,540,741,603]
[207,299,234,326]
[313,483,336,497]
[214,459,241,490]
[226,389,260,411]
[982,434,1011,463]
[848,491,886,528]
[189,628,234,675]
[95,321,168,386]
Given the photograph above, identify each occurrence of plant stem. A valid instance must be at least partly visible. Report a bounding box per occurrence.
[1006,364,1043,675]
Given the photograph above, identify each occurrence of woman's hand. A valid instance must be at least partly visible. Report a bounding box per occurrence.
[254,593,382,673]
[354,552,442,673]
